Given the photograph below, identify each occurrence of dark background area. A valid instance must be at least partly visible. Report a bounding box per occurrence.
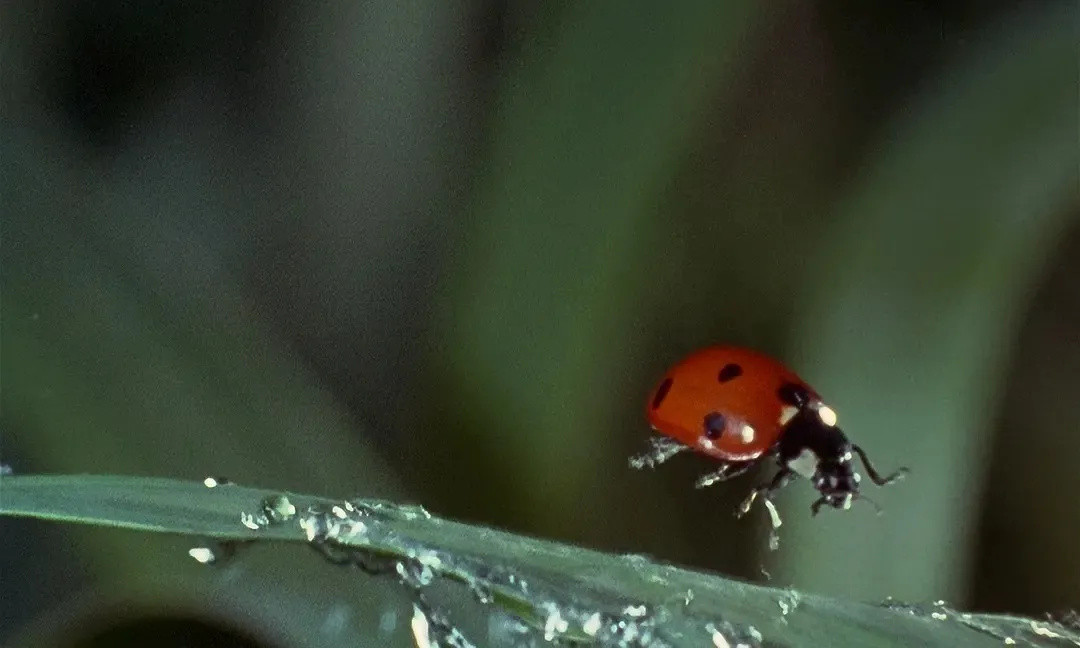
[2,1,1077,645]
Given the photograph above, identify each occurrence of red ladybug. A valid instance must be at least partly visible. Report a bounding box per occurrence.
[641,346,907,515]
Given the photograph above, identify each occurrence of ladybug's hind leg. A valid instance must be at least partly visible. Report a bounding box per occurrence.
[695,460,755,489]
[735,467,795,518]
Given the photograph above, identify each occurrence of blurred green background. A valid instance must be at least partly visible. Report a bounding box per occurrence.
[2,0,1077,645]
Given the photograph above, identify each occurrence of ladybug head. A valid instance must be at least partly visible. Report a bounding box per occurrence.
[779,406,908,515]
[810,452,860,513]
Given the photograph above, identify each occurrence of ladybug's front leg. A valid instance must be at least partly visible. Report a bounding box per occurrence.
[736,467,795,518]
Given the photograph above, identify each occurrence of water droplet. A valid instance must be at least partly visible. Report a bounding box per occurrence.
[409,601,476,648]
[411,604,434,648]
[776,588,800,620]
[397,560,436,588]
[707,623,733,648]
[379,609,398,635]
[300,510,331,541]
[467,578,494,605]
[261,494,296,524]
[707,619,763,648]
[487,612,533,646]
[396,503,433,521]
[186,541,247,565]
[1028,619,1065,639]
[203,476,231,488]
[582,612,603,637]
[540,603,570,641]
[879,596,922,615]
[623,604,648,618]
[0,463,14,476]
[320,604,351,638]
[188,546,218,564]
[240,511,266,530]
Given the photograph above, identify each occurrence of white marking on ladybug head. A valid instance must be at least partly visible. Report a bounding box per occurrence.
[841,493,853,510]
[817,405,837,427]
[737,423,755,444]
[778,405,798,426]
[698,437,716,452]
[787,448,820,480]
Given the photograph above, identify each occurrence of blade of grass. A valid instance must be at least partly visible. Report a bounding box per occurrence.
[4,474,1073,647]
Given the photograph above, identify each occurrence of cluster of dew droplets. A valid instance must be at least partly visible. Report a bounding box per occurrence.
[705,619,763,648]
[186,477,280,565]
[409,601,476,648]
[184,484,767,648]
[294,500,480,647]
[877,598,1080,646]
[774,587,801,624]
[238,492,298,531]
[300,500,695,646]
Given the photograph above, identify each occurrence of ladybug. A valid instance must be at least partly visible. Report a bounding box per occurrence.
[641,346,907,516]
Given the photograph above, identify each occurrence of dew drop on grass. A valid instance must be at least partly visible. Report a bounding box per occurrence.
[410,602,476,648]
[706,619,762,648]
[621,604,646,618]
[467,578,494,605]
[487,612,533,646]
[240,511,266,530]
[319,603,351,638]
[582,612,603,637]
[187,540,248,565]
[411,604,433,648]
[203,476,231,488]
[188,546,218,564]
[397,559,436,588]
[379,609,398,635]
[539,602,570,641]
[775,588,800,620]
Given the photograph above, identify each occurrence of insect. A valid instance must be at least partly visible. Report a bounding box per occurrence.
[635,346,907,517]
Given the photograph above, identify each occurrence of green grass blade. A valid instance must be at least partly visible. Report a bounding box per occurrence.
[4,474,1075,647]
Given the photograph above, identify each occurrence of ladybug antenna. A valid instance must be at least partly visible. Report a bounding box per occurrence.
[855,492,883,516]
[851,444,909,487]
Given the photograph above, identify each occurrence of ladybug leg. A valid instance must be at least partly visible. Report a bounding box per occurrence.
[810,496,828,516]
[695,461,754,488]
[735,468,795,518]
[851,444,910,486]
[628,436,687,469]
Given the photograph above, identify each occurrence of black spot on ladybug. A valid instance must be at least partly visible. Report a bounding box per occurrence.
[703,411,726,439]
[717,363,743,382]
[651,378,673,409]
[777,382,810,408]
